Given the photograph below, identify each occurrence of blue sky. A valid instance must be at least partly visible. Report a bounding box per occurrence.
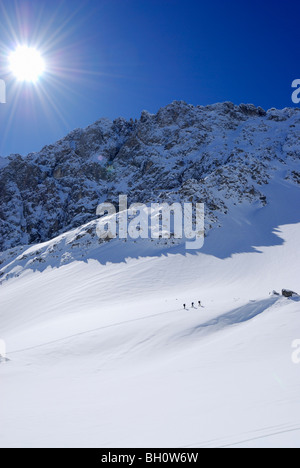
[0,0,299,156]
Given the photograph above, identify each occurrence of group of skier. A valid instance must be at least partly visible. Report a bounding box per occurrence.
[183,301,202,309]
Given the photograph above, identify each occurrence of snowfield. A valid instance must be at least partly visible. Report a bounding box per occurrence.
[0,174,300,448]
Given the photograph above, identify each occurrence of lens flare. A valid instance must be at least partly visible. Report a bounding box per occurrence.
[9,46,45,82]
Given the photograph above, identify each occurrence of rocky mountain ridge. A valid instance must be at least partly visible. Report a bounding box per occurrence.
[0,100,299,253]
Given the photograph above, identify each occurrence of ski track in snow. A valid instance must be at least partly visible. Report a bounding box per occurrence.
[7,297,280,357]
[183,423,300,448]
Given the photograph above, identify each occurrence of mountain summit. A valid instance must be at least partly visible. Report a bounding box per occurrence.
[0,101,299,253]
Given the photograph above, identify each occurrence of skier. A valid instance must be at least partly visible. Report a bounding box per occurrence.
[183,304,186,309]
[191,302,194,308]
[198,300,201,307]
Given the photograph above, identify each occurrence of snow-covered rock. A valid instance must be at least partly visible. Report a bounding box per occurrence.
[0,156,8,169]
[282,289,299,298]
[0,101,300,252]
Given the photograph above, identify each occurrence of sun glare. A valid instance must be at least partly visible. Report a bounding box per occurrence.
[9,46,45,83]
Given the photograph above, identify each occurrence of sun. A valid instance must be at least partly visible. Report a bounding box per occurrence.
[9,46,45,83]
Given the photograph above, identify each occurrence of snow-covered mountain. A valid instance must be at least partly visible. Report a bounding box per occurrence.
[0,101,299,252]
[0,156,8,169]
[0,102,300,448]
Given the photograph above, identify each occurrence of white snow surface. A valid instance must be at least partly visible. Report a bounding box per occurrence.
[0,172,300,448]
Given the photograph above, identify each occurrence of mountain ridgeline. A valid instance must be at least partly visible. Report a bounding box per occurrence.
[0,100,299,252]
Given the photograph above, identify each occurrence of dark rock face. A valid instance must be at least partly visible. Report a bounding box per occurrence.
[0,101,300,252]
[282,289,298,298]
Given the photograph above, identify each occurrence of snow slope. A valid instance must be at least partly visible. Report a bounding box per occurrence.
[0,173,300,448]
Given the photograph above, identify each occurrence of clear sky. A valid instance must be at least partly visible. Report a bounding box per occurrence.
[0,0,299,156]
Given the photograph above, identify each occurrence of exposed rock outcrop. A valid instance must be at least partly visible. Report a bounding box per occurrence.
[0,101,300,252]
